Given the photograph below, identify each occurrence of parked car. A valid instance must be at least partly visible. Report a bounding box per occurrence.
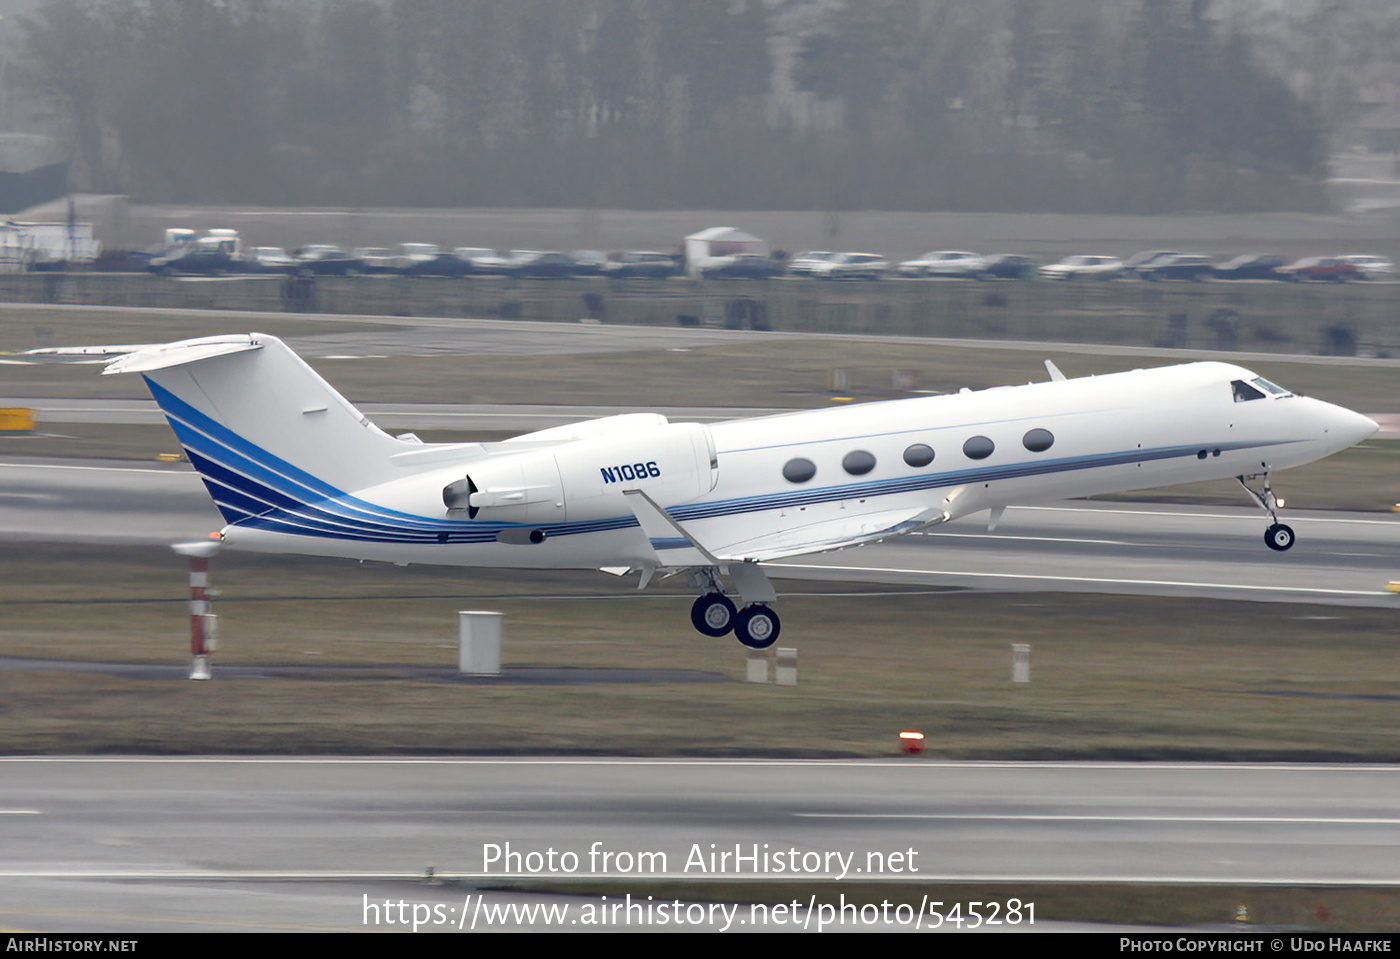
[350,247,397,274]
[149,231,242,275]
[1336,254,1394,280]
[1211,254,1285,281]
[1277,257,1361,282]
[980,254,1035,279]
[243,247,298,274]
[391,243,445,274]
[1039,255,1124,280]
[294,244,357,275]
[149,244,238,275]
[1135,254,1215,282]
[511,251,580,278]
[454,248,517,275]
[700,253,784,279]
[602,251,679,279]
[1124,250,1182,277]
[810,252,887,279]
[895,250,985,277]
[571,250,609,275]
[786,251,837,276]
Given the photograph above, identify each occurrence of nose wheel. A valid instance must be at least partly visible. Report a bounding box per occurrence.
[1264,523,1295,552]
[1238,473,1294,552]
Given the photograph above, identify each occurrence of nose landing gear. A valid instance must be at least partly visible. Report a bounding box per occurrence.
[1264,523,1294,551]
[1237,473,1294,552]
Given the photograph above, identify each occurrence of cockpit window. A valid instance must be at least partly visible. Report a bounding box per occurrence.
[1232,380,1265,402]
[1251,377,1289,396]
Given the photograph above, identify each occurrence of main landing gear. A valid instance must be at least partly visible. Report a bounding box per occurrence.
[1237,472,1294,552]
[688,566,782,649]
[691,592,736,637]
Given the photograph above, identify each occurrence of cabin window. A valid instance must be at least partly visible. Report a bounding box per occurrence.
[842,450,876,475]
[782,458,817,483]
[903,443,935,467]
[1022,428,1054,453]
[963,436,995,460]
[1252,377,1289,396]
[1232,380,1265,402]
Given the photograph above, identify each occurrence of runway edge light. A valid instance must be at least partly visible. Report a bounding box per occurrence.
[899,730,924,755]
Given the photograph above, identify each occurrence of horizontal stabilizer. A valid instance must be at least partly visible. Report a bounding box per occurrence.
[17,343,156,363]
[102,335,263,374]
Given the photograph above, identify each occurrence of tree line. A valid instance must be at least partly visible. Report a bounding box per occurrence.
[14,0,1328,213]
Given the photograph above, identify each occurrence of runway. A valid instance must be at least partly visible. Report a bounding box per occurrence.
[773,501,1400,607]
[1,757,1396,930]
[11,756,1400,883]
[4,455,1399,606]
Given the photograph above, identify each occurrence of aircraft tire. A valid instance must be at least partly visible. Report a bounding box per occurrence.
[1264,523,1295,552]
[691,593,736,637]
[733,605,780,650]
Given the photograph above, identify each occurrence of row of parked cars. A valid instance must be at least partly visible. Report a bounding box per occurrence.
[150,238,685,279]
[291,245,686,278]
[145,231,1396,284]
[784,249,1396,282]
[1038,251,1394,282]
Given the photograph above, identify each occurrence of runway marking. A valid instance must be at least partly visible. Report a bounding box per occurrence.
[1,869,1397,886]
[0,810,40,815]
[770,562,1386,597]
[798,813,1400,825]
[917,531,1387,560]
[1018,505,1400,527]
[918,531,1136,547]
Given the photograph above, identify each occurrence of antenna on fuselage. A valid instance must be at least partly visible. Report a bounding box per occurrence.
[1044,359,1066,382]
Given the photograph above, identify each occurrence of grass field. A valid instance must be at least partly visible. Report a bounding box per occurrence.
[3,542,1399,760]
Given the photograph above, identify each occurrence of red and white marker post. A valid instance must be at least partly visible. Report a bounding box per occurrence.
[171,538,223,680]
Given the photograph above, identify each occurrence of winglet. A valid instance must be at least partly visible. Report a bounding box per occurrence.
[1045,359,1066,382]
[622,489,718,568]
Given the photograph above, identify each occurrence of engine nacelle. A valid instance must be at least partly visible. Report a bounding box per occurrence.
[443,422,717,525]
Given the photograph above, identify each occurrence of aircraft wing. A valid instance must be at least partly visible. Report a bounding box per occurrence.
[708,506,944,563]
[624,492,941,567]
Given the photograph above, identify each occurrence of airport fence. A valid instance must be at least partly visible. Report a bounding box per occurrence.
[0,271,1395,358]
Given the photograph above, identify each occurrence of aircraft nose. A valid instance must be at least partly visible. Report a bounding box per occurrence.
[1323,404,1378,448]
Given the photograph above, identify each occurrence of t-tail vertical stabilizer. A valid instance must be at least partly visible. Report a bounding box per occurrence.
[104,333,408,524]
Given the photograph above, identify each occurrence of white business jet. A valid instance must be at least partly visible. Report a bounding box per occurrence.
[104,334,1377,649]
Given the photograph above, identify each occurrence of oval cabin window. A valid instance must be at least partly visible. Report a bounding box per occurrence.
[1022,428,1054,453]
[782,458,817,484]
[842,450,876,475]
[963,436,995,460]
[903,444,935,467]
